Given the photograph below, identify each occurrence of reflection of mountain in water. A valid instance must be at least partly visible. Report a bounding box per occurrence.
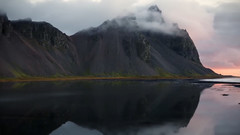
[0,81,212,135]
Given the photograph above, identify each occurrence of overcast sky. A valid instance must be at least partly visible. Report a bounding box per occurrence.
[0,0,239,76]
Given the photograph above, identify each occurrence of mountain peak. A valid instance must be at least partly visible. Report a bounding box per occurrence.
[148,5,162,13]
[0,11,8,22]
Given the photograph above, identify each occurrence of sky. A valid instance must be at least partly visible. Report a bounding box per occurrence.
[0,0,240,76]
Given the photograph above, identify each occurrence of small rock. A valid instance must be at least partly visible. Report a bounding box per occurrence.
[222,94,229,96]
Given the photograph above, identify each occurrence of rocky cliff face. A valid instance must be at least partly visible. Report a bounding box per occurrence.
[0,13,81,77]
[0,13,12,37]
[71,5,215,76]
[12,20,70,48]
[0,6,216,77]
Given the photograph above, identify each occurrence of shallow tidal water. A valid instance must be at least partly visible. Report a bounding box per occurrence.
[0,78,240,135]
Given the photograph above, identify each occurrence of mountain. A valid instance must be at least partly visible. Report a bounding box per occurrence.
[0,13,81,77]
[71,5,215,76]
[0,5,217,77]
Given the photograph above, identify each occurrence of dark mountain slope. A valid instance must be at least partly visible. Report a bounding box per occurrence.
[71,5,215,76]
[0,14,81,77]
[0,5,217,77]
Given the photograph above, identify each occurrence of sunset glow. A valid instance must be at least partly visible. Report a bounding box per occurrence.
[213,68,240,76]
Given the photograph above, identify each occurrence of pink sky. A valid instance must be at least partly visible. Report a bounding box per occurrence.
[153,0,240,76]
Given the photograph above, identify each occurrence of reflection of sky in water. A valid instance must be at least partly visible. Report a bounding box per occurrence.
[200,77,240,83]
[50,121,103,135]
[177,84,240,135]
[51,83,240,135]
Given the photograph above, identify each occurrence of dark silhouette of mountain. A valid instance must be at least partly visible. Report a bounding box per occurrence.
[0,13,82,77]
[0,5,217,77]
[71,5,215,76]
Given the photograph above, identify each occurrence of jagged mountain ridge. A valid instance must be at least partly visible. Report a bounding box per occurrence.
[0,13,81,77]
[0,5,216,77]
[71,5,215,76]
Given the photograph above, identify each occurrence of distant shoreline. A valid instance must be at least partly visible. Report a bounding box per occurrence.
[0,75,228,82]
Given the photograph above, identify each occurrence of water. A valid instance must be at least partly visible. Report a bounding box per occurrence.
[0,78,239,135]
[200,77,240,83]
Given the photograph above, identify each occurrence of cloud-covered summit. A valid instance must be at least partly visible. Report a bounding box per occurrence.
[90,5,180,35]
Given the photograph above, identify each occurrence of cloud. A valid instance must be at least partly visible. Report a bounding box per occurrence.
[134,6,178,34]
[111,6,179,34]
[197,2,240,75]
[191,0,239,7]
[0,0,213,36]
[214,2,240,48]
[132,0,155,7]
[0,0,139,34]
[91,0,101,3]
[28,0,49,4]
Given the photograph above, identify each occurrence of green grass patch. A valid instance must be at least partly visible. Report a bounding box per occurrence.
[155,68,178,78]
[11,68,31,78]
